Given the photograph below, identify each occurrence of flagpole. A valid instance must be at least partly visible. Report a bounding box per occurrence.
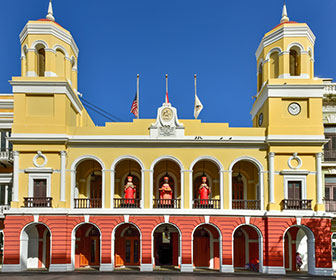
[137,74,139,119]
[194,74,197,119]
[165,74,168,104]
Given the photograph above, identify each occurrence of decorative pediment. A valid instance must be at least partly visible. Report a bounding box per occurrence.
[149,103,184,138]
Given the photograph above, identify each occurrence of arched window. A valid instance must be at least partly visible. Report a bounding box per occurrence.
[270,52,279,79]
[258,63,263,91]
[36,44,45,77]
[289,47,300,76]
[56,49,65,77]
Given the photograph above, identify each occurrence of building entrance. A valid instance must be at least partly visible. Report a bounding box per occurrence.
[154,224,179,267]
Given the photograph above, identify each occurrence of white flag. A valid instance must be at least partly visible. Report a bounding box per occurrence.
[194,94,203,119]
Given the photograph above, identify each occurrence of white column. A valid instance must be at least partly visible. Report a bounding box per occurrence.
[220,170,224,209]
[60,151,66,202]
[180,170,184,209]
[70,169,76,208]
[140,169,145,208]
[316,152,323,204]
[4,185,8,205]
[228,170,232,210]
[268,152,275,204]
[111,169,115,209]
[12,151,19,202]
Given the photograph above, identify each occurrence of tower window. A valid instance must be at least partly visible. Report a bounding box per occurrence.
[289,48,300,76]
[36,44,46,77]
[270,52,279,79]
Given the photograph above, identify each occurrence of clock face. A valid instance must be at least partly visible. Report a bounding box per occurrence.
[258,113,263,126]
[161,108,173,121]
[288,102,301,116]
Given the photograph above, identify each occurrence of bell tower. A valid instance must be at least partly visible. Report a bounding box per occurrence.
[20,0,79,90]
[251,4,324,137]
[11,1,85,134]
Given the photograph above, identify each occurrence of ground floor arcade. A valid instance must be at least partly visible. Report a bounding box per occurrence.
[1,215,333,276]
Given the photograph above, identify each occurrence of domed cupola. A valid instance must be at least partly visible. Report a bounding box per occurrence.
[19,0,79,90]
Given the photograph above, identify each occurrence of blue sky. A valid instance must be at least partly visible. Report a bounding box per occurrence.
[0,0,335,127]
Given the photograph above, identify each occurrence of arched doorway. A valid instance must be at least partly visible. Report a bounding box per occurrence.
[113,158,142,208]
[153,224,180,267]
[153,159,181,208]
[193,224,220,270]
[74,224,100,269]
[233,225,261,272]
[192,159,220,209]
[231,160,261,210]
[21,223,51,270]
[114,224,140,267]
[74,159,103,208]
[284,226,315,274]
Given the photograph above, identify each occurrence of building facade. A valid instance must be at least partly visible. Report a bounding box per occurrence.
[0,3,334,275]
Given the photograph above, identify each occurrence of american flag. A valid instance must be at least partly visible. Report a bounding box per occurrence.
[130,93,138,117]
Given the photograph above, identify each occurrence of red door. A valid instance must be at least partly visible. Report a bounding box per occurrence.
[234,230,245,268]
[124,236,140,266]
[193,236,210,267]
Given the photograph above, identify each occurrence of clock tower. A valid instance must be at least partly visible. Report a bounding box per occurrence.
[250,4,325,138]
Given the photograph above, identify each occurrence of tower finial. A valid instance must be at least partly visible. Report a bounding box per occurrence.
[280,3,289,23]
[46,0,55,21]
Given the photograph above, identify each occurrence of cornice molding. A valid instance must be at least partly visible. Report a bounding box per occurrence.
[10,80,83,114]
[256,25,315,60]
[20,22,79,57]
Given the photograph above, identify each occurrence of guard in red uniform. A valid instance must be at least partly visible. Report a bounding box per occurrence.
[124,175,136,204]
[199,176,211,204]
[159,176,173,205]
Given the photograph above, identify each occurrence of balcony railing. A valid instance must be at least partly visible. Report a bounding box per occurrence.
[114,198,141,208]
[153,198,180,208]
[324,150,336,162]
[282,199,312,210]
[0,150,13,163]
[232,199,260,210]
[325,199,336,212]
[193,199,220,209]
[74,198,102,208]
[23,197,52,207]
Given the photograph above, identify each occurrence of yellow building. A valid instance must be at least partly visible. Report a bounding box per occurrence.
[0,2,333,275]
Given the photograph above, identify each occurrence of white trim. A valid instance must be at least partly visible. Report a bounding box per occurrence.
[60,151,66,201]
[20,22,79,57]
[262,266,286,274]
[255,25,315,60]
[2,264,24,272]
[111,155,145,209]
[265,47,282,60]
[20,222,52,271]
[229,156,264,210]
[283,175,307,200]
[31,40,49,49]
[232,224,264,273]
[282,225,316,275]
[151,222,182,270]
[28,173,51,197]
[49,264,73,272]
[251,84,325,119]
[286,42,305,52]
[10,81,83,114]
[25,168,53,174]
[140,263,153,271]
[12,151,19,202]
[70,155,106,209]
[52,44,69,58]
[112,222,141,270]
[71,222,102,270]
[191,223,222,271]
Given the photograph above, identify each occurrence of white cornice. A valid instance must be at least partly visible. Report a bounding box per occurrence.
[256,25,315,60]
[250,84,325,119]
[10,80,83,114]
[3,207,333,218]
[266,134,326,145]
[9,133,267,145]
[0,99,14,109]
[20,22,79,57]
